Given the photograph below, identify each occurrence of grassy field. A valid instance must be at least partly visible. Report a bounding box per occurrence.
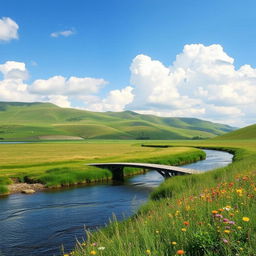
[0,102,235,140]
[66,138,256,256]
[0,141,205,194]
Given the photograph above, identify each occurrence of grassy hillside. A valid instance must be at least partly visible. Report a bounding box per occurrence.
[0,102,235,140]
[215,123,256,140]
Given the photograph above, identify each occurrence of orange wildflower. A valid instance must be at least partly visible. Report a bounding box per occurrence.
[183,221,189,226]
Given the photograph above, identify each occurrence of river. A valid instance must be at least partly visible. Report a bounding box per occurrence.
[0,149,233,256]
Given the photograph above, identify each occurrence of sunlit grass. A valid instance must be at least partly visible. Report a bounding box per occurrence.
[67,139,256,256]
[0,141,204,190]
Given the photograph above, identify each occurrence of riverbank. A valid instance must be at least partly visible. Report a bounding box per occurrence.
[8,182,45,194]
[70,139,256,256]
[0,142,205,196]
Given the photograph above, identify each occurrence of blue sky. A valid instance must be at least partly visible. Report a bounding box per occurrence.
[0,0,256,126]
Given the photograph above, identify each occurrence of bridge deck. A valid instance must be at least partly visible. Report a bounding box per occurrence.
[87,162,200,175]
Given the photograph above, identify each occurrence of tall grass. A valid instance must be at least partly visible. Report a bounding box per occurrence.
[67,140,256,256]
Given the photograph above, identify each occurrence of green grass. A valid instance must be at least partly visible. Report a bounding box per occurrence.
[0,141,204,192]
[66,139,256,256]
[216,123,256,140]
[0,102,235,140]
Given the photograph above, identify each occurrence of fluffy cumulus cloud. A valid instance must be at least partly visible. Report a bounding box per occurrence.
[0,60,108,108]
[127,44,256,126]
[50,29,75,38]
[87,86,134,112]
[0,61,28,80]
[0,17,19,41]
[30,76,106,95]
[1,43,255,126]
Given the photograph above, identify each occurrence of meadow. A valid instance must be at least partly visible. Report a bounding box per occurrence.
[0,140,205,194]
[66,139,256,256]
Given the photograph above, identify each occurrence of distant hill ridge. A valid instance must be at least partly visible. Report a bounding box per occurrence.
[0,102,236,140]
[215,123,256,140]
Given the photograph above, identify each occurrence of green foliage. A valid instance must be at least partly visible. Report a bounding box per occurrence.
[0,185,8,194]
[36,167,112,187]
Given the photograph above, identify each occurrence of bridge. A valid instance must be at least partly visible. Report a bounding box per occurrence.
[87,162,200,181]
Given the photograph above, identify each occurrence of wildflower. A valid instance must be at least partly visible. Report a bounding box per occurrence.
[181,228,187,232]
[214,214,223,218]
[223,206,232,211]
[98,247,105,250]
[236,189,243,195]
[237,226,242,230]
[92,243,97,246]
[175,211,180,216]
[224,230,230,234]
[171,241,177,245]
[223,218,229,223]
[177,249,185,255]
[242,217,250,222]
[223,239,229,243]
[90,251,97,255]
[229,221,235,225]
[155,230,159,234]
[146,249,151,254]
[212,210,218,214]
[183,221,189,226]
[185,205,191,211]
[63,254,69,256]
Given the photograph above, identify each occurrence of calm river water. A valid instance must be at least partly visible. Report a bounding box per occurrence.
[0,149,233,256]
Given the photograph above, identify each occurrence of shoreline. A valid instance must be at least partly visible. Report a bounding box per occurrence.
[8,182,46,194]
[5,169,147,196]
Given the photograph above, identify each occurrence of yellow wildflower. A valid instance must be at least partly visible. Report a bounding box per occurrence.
[242,217,250,222]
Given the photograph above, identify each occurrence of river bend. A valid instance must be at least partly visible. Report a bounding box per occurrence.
[0,149,233,256]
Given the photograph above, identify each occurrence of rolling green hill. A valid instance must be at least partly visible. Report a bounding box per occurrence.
[215,123,256,140]
[0,102,236,140]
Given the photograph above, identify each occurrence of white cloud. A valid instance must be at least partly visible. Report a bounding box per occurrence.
[0,60,107,108]
[30,76,107,95]
[47,95,71,108]
[87,86,134,112]
[127,44,256,126]
[0,61,28,80]
[0,17,19,41]
[50,29,75,38]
